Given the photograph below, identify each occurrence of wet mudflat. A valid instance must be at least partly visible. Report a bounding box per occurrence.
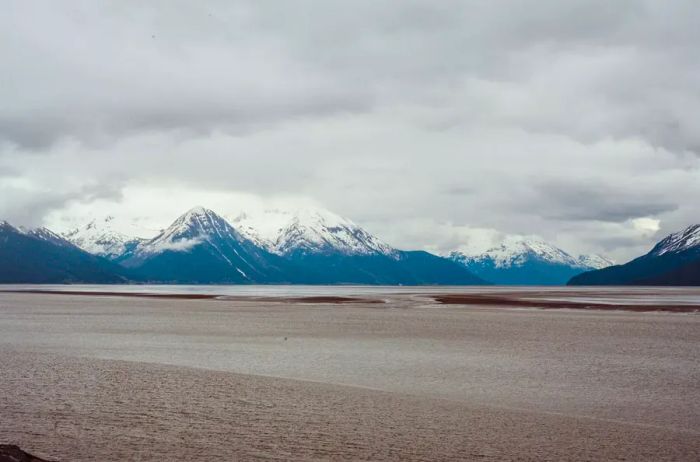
[0,289,699,460]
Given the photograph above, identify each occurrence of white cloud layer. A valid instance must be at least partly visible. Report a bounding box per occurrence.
[2,0,700,262]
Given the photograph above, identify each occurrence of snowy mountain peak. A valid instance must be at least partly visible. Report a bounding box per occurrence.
[454,237,579,268]
[229,207,397,257]
[137,207,242,256]
[450,236,613,270]
[182,206,210,218]
[648,224,700,256]
[166,207,235,237]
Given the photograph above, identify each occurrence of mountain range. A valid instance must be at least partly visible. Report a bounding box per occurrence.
[5,205,698,286]
[569,224,700,286]
[448,237,614,285]
[58,207,612,285]
[0,207,485,285]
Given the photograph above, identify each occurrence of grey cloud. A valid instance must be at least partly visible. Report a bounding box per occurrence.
[0,1,375,149]
[1,0,700,261]
[443,186,476,196]
[533,181,678,222]
[2,1,700,151]
[593,235,655,255]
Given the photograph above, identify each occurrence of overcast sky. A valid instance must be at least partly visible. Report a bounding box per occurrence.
[2,0,699,261]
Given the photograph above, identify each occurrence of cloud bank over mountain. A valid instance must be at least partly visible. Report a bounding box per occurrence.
[2,0,700,262]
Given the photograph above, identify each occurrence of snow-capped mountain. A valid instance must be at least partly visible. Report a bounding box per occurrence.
[63,216,146,260]
[120,207,289,283]
[132,206,235,257]
[449,237,613,285]
[570,224,700,286]
[229,207,397,257]
[648,224,700,257]
[452,238,579,268]
[0,220,128,283]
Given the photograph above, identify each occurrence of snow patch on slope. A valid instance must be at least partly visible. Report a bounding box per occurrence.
[576,254,615,269]
[27,227,73,246]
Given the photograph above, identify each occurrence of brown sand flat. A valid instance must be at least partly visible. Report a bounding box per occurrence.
[0,290,699,460]
[1,350,698,462]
